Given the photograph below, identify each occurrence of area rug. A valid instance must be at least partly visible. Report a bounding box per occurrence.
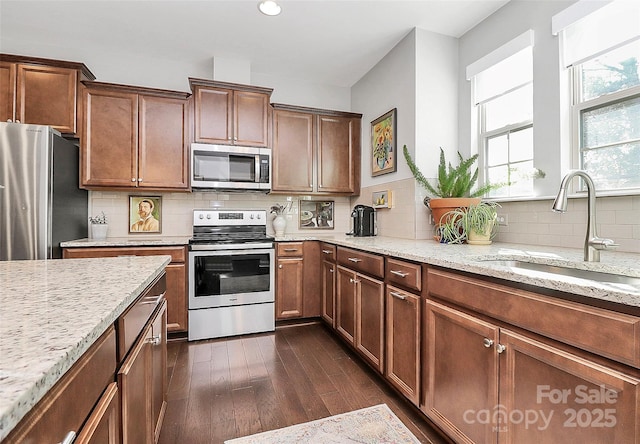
[224,403,421,444]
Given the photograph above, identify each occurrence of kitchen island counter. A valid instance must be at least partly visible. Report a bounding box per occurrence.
[0,255,170,441]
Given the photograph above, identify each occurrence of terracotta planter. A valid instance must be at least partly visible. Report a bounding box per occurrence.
[427,198,481,226]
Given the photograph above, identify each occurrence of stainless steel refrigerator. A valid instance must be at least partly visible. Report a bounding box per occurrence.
[0,122,88,260]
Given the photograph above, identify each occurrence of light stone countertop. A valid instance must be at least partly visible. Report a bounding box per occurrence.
[0,255,171,441]
[60,236,191,248]
[276,235,640,308]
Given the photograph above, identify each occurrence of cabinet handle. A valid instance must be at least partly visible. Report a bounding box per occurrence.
[141,292,165,305]
[347,257,362,263]
[329,268,334,273]
[390,291,407,300]
[322,249,333,254]
[390,270,409,278]
[349,278,360,284]
[483,338,494,348]
[278,264,283,269]
[59,431,76,444]
[497,344,506,354]
[147,335,161,346]
[283,248,299,252]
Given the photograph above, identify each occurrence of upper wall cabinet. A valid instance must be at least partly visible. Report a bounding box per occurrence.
[189,78,272,147]
[0,54,95,135]
[271,103,361,195]
[81,81,191,191]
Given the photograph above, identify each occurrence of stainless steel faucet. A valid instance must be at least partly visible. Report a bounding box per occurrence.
[552,170,617,262]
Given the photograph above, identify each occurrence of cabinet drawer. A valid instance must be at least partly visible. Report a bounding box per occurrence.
[277,242,304,257]
[337,247,384,278]
[386,258,421,291]
[117,274,166,363]
[63,246,186,263]
[4,327,117,444]
[427,268,640,368]
[320,243,336,261]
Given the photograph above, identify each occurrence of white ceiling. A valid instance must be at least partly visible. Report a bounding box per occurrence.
[0,0,509,88]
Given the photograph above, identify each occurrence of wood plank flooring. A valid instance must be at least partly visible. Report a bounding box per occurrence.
[158,322,450,444]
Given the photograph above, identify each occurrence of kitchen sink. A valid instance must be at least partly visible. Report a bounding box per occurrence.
[480,259,640,288]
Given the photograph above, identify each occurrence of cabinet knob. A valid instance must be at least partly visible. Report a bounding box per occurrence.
[497,344,506,354]
[279,264,283,269]
[60,431,76,444]
[131,178,136,182]
[329,268,334,273]
[349,278,360,284]
[483,338,494,348]
[138,178,143,182]
[146,335,161,346]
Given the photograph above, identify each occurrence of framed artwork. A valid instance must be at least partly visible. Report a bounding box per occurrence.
[299,200,334,229]
[129,196,162,234]
[371,108,397,177]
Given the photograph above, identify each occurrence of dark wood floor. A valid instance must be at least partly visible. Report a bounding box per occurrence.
[158,322,449,444]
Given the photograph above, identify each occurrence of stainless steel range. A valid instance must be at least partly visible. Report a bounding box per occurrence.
[188,209,275,341]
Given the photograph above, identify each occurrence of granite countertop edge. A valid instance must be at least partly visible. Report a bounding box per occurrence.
[0,255,171,441]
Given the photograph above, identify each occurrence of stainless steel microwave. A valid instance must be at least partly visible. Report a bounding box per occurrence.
[191,143,271,191]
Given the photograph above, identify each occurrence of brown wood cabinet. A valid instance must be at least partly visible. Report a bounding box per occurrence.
[271,103,361,195]
[81,81,190,191]
[74,382,120,444]
[0,54,95,135]
[189,78,272,147]
[276,242,304,319]
[62,246,188,334]
[2,327,117,444]
[321,243,337,326]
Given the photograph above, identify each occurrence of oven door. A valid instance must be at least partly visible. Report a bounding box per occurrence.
[188,247,274,309]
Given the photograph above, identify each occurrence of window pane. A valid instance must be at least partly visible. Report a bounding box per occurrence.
[580,40,640,101]
[484,83,533,131]
[487,134,508,166]
[583,142,640,190]
[509,126,533,163]
[582,95,640,148]
[487,165,509,198]
[509,160,535,196]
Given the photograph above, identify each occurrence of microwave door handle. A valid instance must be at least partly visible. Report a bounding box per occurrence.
[255,155,260,183]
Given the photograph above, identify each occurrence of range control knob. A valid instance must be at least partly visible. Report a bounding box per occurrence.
[206,214,212,219]
[198,214,204,219]
[256,213,261,219]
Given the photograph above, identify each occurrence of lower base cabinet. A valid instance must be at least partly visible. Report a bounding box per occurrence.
[75,383,120,444]
[423,299,640,444]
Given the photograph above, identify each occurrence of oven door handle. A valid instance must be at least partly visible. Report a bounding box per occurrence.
[189,247,274,256]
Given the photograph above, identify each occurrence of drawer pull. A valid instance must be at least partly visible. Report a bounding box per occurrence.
[141,292,165,305]
[322,249,333,254]
[283,248,299,252]
[390,270,409,278]
[483,338,494,348]
[347,257,362,263]
[390,291,407,300]
[147,334,161,346]
[60,431,76,444]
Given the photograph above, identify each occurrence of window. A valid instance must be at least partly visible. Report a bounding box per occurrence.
[555,0,640,192]
[467,31,536,198]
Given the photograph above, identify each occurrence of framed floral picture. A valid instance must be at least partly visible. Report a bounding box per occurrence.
[299,200,334,229]
[371,108,397,177]
[129,196,162,233]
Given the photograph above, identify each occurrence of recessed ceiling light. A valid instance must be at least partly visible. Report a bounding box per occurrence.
[258,0,281,16]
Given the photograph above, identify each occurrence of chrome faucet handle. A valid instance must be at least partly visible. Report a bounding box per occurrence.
[589,237,619,250]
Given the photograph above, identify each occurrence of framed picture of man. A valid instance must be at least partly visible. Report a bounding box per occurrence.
[129,196,162,233]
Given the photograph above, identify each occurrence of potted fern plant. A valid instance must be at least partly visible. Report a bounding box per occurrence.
[403,145,501,226]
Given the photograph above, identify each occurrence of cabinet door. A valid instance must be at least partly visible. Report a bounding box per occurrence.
[271,109,314,192]
[82,88,138,187]
[336,266,356,345]
[16,64,78,134]
[498,329,640,444]
[194,86,232,144]
[355,272,384,372]
[166,263,187,333]
[75,383,121,444]
[276,257,304,319]
[322,260,336,327]
[386,285,420,406]
[151,301,168,444]
[423,300,500,444]
[0,61,16,122]
[234,90,270,147]
[317,115,358,193]
[138,95,189,189]
[118,323,152,444]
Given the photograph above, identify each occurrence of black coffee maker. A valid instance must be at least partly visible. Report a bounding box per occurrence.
[350,205,377,236]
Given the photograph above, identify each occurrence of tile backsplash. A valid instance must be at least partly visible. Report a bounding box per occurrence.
[90,189,639,254]
[89,191,352,238]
